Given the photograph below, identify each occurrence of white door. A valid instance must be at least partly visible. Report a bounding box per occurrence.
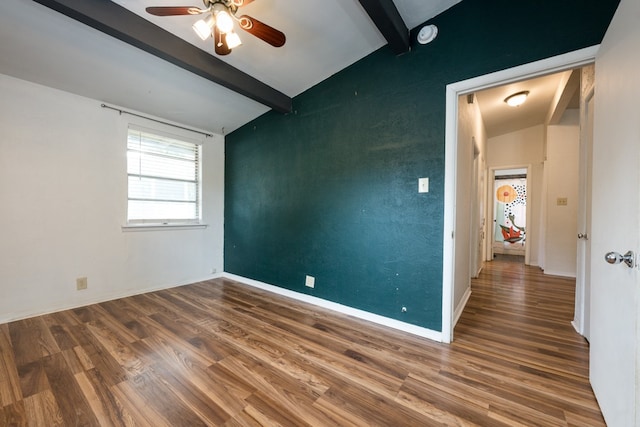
[590,0,640,425]
[575,84,594,341]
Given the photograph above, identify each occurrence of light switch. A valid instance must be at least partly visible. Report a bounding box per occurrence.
[557,197,568,206]
[418,177,429,193]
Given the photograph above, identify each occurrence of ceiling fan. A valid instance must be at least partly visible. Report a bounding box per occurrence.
[146,0,286,55]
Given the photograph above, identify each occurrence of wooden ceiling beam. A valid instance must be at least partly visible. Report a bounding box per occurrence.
[357,0,410,55]
[32,0,292,113]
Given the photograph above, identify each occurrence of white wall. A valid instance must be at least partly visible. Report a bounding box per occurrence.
[544,109,580,277]
[0,74,225,323]
[453,94,487,322]
[486,125,545,266]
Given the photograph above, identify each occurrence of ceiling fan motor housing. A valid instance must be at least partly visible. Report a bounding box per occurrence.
[203,0,241,11]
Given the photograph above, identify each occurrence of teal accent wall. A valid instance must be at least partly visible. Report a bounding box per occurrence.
[224,0,619,331]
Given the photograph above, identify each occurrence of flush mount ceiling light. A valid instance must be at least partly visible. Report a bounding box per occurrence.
[417,24,438,45]
[504,91,530,107]
[146,0,285,56]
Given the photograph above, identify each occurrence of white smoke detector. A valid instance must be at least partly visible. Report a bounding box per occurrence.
[417,24,438,45]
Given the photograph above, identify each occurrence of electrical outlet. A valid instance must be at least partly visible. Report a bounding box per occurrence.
[557,197,568,206]
[76,277,88,290]
[305,275,315,288]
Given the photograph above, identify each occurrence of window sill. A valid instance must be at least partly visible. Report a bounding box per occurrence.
[122,223,208,232]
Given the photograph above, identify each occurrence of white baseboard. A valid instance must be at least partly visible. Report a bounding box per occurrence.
[453,287,472,327]
[223,273,443,342]
[542,269,576,278]
[571,320,581,335]
[0,273,223,325]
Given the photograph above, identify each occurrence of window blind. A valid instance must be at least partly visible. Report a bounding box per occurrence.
[127,127,200,223]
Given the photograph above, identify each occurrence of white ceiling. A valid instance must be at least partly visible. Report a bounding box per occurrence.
[0,0,460,134]
[475,70,580,138]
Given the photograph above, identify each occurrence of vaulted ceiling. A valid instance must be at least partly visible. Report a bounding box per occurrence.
[0,0,460,134]
[0,0,581,138]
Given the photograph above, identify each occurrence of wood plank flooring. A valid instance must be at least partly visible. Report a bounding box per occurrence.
[0,258,604,426]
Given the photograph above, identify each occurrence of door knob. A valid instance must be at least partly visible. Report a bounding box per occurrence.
[578,233,589,240]
[605,250,635,268]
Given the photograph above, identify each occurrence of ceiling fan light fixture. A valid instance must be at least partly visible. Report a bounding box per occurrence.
[146,1,286,55]
[226,31,242,49]
[193,16,214,40]
[215,10,234,33]
[504,91,530,107]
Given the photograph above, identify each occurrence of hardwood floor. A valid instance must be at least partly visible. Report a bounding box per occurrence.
[0,259,604,426]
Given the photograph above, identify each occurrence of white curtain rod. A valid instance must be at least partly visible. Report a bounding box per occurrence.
[100,103,213,138]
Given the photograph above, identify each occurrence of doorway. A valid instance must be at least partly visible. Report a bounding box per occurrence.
[441,46,598,343]
[491,168,528,261]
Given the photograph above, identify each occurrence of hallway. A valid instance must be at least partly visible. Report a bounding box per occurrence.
[453,256,604,425]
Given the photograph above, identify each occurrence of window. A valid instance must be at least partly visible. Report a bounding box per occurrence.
[127,127,201,224]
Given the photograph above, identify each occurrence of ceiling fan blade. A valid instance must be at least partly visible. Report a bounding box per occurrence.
[238,15,285,47]
[214,25,231,55]
[145,6,204,16]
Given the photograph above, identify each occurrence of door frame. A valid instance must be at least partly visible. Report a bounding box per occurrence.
[441,45,599,343]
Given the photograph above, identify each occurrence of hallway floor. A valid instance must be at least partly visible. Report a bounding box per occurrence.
[453,259,604,425]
